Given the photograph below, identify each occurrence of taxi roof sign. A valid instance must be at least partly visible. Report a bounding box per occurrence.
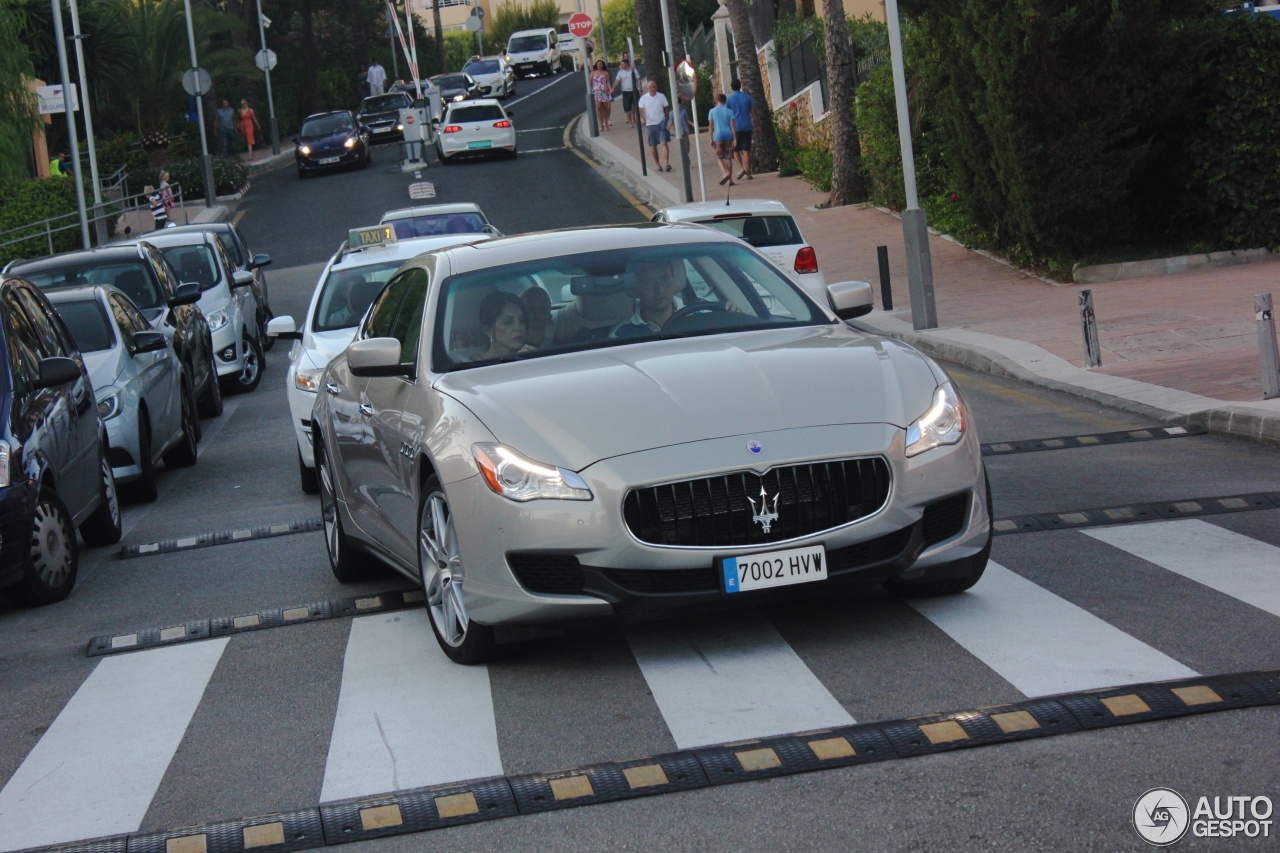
[348,225,397,249]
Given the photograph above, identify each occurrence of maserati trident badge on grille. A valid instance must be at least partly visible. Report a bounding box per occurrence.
[748,486,780,533]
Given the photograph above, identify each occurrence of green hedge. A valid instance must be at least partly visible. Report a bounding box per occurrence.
[0,178,83,268]
[133,157,248,199]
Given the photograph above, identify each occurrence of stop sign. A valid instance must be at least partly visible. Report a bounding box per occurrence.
[568,13,593,39]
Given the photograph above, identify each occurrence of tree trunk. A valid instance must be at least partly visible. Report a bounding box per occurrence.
[799,0,814,18]
[823,0,863,205]
[777,0,797,19]
[723,0,780,172]
[636,0,667,97]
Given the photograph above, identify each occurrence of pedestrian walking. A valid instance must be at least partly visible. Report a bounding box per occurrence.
[239,99,262,161]
[612,58,636,128]
[637,80,671,172]
[215,99,237,157]
[726,78,755,180]
[707,93,737,186]
[159,170,175,212]
[367,60,387,96]
[144,185,167,231]
[590,60,613,131]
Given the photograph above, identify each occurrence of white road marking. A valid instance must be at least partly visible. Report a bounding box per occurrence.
[1086,519,1280,618]
[626,610,854,749]
[0,640,229,851]
[910,563,1197,697]
[515,126,566,133]
[520,147,567,154]
[504,71,577,110]
[319,611,501,802]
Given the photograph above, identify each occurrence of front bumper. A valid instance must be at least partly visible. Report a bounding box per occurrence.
[438,130,516,158]
[364,120,403,142]
[445,422,989,627]
[211,322,245,379]
[286,366,317,467]
[295,147,364,171]
[104,407,143,483]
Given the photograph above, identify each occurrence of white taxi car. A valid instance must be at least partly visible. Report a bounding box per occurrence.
[267,225,493,493]
[652,199,829,303]
[436,100,517,164]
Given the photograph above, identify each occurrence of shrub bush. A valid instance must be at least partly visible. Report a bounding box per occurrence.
[0,178,82,268]
[132,157,247,199]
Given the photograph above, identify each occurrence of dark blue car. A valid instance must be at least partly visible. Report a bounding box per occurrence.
[294,110,372,178]
[0,277,122,606]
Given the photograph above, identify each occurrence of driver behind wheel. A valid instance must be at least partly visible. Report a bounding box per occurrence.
[612,257,686,338]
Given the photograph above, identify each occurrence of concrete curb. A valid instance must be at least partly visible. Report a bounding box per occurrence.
[574,119,677,213]
[1073,247,1279,283]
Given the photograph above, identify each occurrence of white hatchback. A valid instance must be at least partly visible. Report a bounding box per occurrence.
[267,228,494,493]
[652,199,829,304]
[436,100,517,164]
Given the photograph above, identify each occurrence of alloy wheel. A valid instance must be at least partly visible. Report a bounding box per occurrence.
[420,490,468,647]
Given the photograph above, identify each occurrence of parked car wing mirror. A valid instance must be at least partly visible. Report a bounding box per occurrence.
[348,337,411,377]
[170,281,201,307]
[231,270,255,289]
[33,356,81,390]
[266,315,302,340]
[827,280,874,320]
[250,253,272,270]
[130,330,168,355]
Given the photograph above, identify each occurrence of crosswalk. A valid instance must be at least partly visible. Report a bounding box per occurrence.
[1,518,1278,851]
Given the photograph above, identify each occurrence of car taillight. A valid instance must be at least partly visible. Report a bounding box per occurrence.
[493,120,512,128]
[443,125,462,133]
[794,246,818,273]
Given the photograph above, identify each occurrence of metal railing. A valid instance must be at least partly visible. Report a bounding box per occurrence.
[776,32,824,103]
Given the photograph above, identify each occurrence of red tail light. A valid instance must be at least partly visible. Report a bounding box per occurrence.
[493,120,512,128]
[443,125,462,133]
[794,246,818,274]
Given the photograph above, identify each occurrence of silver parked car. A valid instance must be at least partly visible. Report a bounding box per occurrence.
[311,224,991,664]
[46,286,198,502]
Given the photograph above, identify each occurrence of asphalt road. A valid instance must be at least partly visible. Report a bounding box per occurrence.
[0,72,1277,853]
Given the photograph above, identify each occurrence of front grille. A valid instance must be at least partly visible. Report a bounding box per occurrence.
[922,492,969,546]
[507,552,583,594]
[623,458,891,548]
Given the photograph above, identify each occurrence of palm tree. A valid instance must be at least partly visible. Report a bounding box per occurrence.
[723,0,779,172]
[822,0,862,205]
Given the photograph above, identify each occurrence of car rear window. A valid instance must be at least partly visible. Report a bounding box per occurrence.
[54,299,114,353]
[449,105,505,123]
[388,213,487,239]
[464,60,501,74]
[697,215,803,248]
[23,260,164,310]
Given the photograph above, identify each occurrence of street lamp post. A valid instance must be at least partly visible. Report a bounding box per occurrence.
[50,0,89,248]
[657,0,693,201]
[67,0,105,244]
[256,0,280,155]
[181,0,216,207]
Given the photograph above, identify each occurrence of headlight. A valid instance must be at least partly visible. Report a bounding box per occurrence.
[905,382,966,458]
[0,439,10,488]
[396,123,404,131]
[294,367,324,393]
[453,94,464,102]
[300,144,311,155]
[473,443,592,502]
[206,307,229,331]
[97,393,121,421]
[344,137,357,149]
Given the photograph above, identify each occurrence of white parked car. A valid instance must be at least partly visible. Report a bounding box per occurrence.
[267,226,494,493]
[462,55,516,99]
[46,286,198,502]
[131,231,267,394]
[436,99,517,164]
[505,27,561,77]
[652,199,829,303]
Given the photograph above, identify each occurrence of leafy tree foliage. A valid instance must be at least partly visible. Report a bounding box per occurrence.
[489,0,560,57]
[0,5,38,185]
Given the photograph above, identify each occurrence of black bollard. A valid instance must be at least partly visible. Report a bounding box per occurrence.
[877,245,893,311]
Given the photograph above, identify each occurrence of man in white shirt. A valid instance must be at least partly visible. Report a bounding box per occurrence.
[612,58,638,128]
[613,257,685,337]
[367,61,387,95]
[636,80,671,172]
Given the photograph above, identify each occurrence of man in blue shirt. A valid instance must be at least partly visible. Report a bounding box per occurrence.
[707,93,737,186]
[726,78,755,180]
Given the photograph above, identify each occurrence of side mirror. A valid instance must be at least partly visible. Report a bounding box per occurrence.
[250,253,272,270]
[266,315,302,340]
[170,281,201,307]
[348,337,411,377]
[827,280,874,320]
[130,330,168,355]
[33,356,81,390]
[231,270,255,289]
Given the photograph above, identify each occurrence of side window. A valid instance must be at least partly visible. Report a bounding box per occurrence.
[13,289,64,357]
[118,295,151,333]
[5,293,46,397]
[363,277,407,340]
[681,260,713,301]
[147,249,179,300]
[386,268,430,363]
[108,294,139,348]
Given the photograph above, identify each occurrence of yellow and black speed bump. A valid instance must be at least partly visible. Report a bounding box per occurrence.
[118,517,324,559]
[981,424,1205,457]
[127,809,322,853]
[86,589,422,657]
[507,751,706,814]
[693,724,893,785]
[39,836,127,853]
[319,776,516,843]
[1058,674,1273,730]
[877,697,1079,758]
[992,490,1279,537]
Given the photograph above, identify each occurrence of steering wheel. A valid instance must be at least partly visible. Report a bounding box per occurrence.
[665,302,732,325]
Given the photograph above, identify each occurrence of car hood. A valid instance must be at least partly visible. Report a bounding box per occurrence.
[359,109,400,123]
[300,130,357,148]
[303,328,359,371]
[435,326,939,471]
[82,349,122,390]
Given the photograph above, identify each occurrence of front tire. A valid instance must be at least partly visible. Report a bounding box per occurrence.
[225,333,263,394]
[318,442,377,582]
[7,487,78,606]
[162,380,199,469]
[419,476,499,664]
[299,449,319,495]
[197,355,223,418]
[123,418,158,504]
[80,455,122,547]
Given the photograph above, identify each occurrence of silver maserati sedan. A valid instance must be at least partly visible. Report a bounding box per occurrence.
[311,224,992,663]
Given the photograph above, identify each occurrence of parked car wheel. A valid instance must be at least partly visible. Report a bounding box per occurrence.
[7,486,79,606]
[299,449,319,495]
[80,454,122,547]
[197,356,223,417]
[260,307,275,352]
[123,417,158,504]
[162,381,199,469]
[318,443,377,582]
[225,334,264,394]
[419,476,499,664]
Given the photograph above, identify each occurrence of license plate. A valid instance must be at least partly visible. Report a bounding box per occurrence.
[467,140,492,149]
[719,544,827,594]
[319,156,340,164]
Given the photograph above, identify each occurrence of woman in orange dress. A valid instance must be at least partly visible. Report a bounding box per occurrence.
[239,99,262,160]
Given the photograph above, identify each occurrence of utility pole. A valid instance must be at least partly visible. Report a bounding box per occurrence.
[256,0,280,155]
[50,0,89,248]
[657,0,693,201]
[182,0,216,206]
[67,0,105,244]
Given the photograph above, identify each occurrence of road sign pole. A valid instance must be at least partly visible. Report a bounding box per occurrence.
[182,0,215,207]
[50,0,90,248]
[256,0,280,155]
[67,0,105,245]
[570,12,597,138]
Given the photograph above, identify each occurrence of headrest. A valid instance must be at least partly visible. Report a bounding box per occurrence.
[740,217,769,240]
[574,291,633,321]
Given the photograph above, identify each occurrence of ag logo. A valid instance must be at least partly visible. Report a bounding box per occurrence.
[1133,787,1190,846]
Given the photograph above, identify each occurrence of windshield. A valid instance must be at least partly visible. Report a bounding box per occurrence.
[55,300,114,353]
[312,260,402,332]
[360,94,409,113]
[508,35,547,52]
[433,75,469,90]
[300,114,354,137]
[693,215,804,248]
[464,60,501,75]
[23,260,164,309]
[156,245,220,291]
[386,212,488,239]
[435,242,823,370]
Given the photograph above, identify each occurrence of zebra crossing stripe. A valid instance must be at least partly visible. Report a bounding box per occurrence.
[0,640,229,852]
[626,610,854,749]
[1085,519,1280,618]
[909,563,1198,696]
[319,611,503,803]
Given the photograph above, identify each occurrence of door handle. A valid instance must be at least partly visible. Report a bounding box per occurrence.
[359,403,375,417]
[325,383,342,396]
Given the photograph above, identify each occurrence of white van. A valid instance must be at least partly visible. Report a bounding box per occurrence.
[506,28,561,77]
